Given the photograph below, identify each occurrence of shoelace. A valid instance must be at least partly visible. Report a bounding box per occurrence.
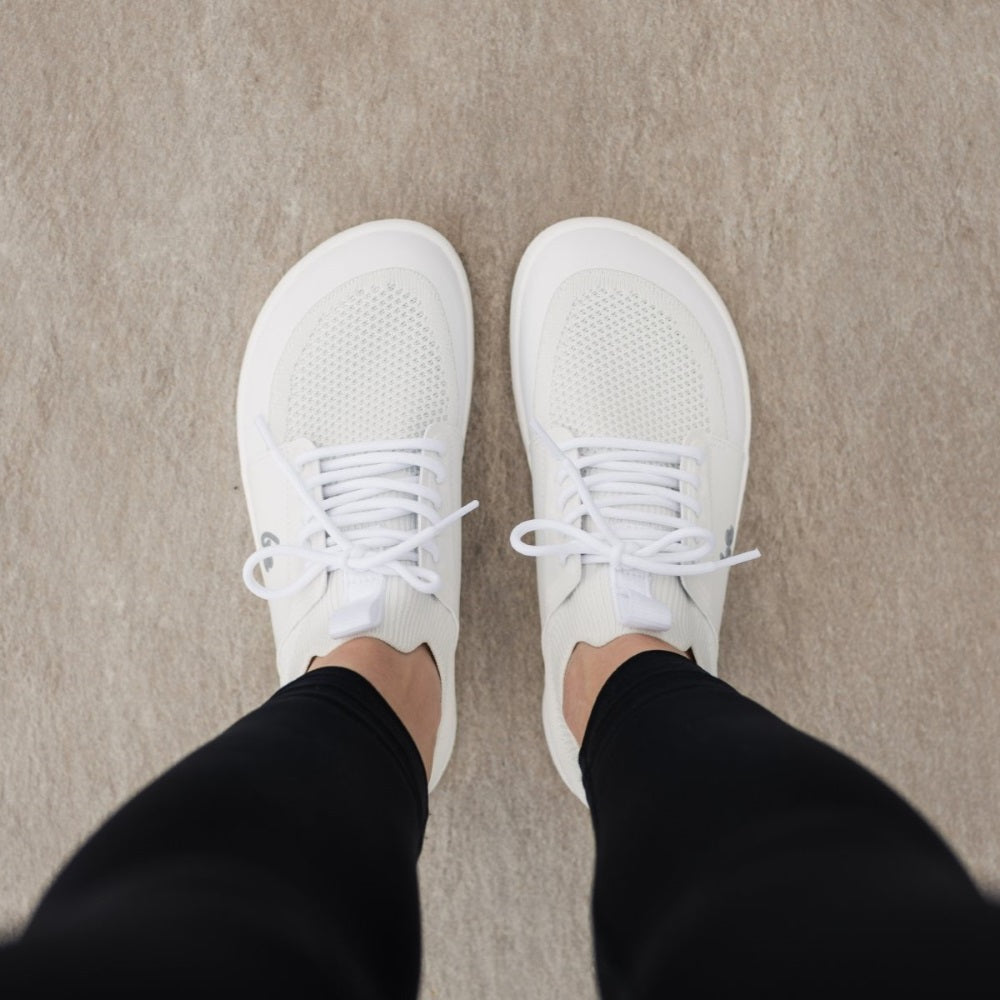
[243,416,478,601]
[509,419,760,576]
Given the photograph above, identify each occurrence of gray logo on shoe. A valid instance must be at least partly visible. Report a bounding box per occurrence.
[260,531,280,571]
[720,525,734,561]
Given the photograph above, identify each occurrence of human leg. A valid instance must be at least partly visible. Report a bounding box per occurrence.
[578,643,1000,996]
[2,657,430,997]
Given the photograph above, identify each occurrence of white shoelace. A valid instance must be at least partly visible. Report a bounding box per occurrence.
[243,416,478,601]
[509,419,760,576]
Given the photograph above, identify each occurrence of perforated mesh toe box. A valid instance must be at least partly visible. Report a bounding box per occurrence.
[279,268,455,445]
[549,270,712,442]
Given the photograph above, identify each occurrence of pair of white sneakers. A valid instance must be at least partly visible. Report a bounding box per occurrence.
[237,218,759,805]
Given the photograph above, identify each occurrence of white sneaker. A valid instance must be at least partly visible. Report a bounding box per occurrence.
[509,218,759,804]
[237,220,477,791]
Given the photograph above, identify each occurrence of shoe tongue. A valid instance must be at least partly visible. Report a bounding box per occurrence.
[317,455,416,641]
[317,457,418,544]
[575,445,684,632]
[577,445,684,544]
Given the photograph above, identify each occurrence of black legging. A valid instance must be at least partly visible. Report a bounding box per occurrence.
[2,653,997,996]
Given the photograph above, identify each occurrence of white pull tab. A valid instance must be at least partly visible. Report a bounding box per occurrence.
[328,572,386,638]
[611,566,672,631]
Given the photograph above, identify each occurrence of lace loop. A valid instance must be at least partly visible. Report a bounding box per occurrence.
[243,416,478,601]
[509,419,759,577]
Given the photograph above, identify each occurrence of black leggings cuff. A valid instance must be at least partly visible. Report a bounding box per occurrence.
[579,649,707,796]
[272,666,430,827]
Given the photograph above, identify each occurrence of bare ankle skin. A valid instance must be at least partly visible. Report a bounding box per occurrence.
[307,638,441,781]
[562,635,690,745]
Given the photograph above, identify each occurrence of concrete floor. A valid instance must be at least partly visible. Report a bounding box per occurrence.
[2,2,999,996]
